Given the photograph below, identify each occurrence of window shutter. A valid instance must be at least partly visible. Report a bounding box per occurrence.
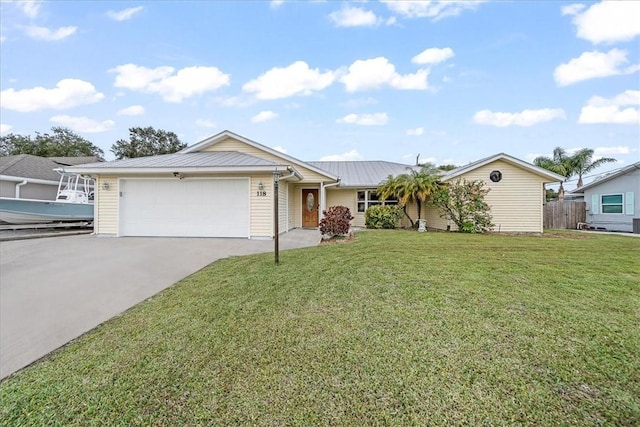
[591,194,599,214]
[625,192,634,215]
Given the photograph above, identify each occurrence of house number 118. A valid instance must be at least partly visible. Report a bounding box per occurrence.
[256,191,267,197]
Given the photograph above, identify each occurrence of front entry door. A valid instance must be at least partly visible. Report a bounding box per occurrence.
[301,189,319,227]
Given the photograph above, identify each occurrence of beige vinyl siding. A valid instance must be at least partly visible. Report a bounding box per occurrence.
[424,203,449,230]
[451,160,546,233]
[278,181,288,233]
[96,176,118,234]
[251,175,272,237]
[287,183,296,230]
[201,137,333,182]
[325,188,359,225]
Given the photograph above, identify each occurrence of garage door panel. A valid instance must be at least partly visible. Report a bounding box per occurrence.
[119,179,249,237]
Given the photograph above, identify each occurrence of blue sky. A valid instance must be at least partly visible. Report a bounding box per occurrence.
[1,0,638,187]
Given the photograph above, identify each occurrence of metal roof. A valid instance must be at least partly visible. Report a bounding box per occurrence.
[308,161,416,187]
[0,155,62,182]
[70,151,282,169]
[571,161,640,192]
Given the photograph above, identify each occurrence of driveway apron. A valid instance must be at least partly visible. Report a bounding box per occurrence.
[0,229,319,379]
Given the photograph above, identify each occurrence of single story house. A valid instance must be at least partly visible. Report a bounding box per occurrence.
[67,130,563,238]
[571,161,640,233]
[1,155,100,201]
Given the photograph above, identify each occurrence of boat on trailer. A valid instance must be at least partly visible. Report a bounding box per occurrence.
[0,170,94,224]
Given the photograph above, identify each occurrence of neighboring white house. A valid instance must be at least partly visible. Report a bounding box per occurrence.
[572,162,640,233]
[66,130,564,237]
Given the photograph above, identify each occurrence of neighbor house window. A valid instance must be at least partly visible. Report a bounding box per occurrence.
[601,194,623,214]
[357,190,397,213]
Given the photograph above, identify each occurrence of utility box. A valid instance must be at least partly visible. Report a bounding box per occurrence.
[633,218,640,234]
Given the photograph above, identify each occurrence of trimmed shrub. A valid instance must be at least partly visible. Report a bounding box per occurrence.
[319,205,354,237]
[365,205,403,229]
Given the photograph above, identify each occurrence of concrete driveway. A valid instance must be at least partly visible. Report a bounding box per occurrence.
[0,229,320,379]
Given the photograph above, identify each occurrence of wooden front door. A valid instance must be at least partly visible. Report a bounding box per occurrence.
[301,189,319,227]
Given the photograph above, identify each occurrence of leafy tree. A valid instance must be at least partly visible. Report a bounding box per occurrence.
[545,187,558,202]
[0,127,104,159]
[377,163,442,226]
[571,148,616,188]
[431,179,494,233]
[533,147,574,200]
[111,126,187,159]
[437,164,457,171]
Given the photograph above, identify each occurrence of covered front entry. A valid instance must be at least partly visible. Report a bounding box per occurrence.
[119,178,249,237]
[301,188,319,227]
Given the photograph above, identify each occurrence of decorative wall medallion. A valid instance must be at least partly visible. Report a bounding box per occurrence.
[306,192,315,212]
[490,170,502,182]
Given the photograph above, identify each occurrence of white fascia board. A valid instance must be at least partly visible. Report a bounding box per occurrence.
[182,130,339,182]
[65,165,293,175]
[0,174,60,185]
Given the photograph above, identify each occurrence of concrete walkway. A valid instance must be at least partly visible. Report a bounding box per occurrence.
[0,229,320,379]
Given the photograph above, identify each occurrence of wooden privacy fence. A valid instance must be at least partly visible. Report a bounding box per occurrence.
[543,200,586,230]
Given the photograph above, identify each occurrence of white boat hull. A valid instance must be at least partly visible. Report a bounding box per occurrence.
[0,198,94,224]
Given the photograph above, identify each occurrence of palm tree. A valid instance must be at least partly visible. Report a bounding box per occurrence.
[534,147,574,200]
[377,163,442,225]
[571,148,616,188]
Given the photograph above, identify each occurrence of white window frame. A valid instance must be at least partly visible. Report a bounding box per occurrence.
[357,189,397,213]
[600,193,624,214]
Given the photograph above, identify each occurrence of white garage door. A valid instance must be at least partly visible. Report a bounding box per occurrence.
[119,178,249,237]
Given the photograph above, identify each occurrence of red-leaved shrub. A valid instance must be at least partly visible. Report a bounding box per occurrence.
[319,205,354,237]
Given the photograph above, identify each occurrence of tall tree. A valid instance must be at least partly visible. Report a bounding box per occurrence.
[0,127,104,159]
[377,163,442,226]
[571,148,616,188]
[533,147,574,200]
[431,179,494,233]
[111,126,187,159]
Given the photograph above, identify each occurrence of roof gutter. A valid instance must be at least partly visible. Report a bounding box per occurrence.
[64,165,294,175]
[14,180,28,198]
[0,174,61,186]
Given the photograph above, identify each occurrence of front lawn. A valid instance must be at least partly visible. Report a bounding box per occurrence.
[1,231,639,425]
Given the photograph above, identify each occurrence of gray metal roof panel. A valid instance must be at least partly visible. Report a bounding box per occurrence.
[308,161,415,187]
[72,152,282,169]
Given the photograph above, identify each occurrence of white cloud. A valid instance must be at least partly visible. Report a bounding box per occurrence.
[272,145,288,154]
[0,35,6,43]
[329,6,380,27]
[117,105,145,116]
[337,113,388,126]
[0,124,13,135]
[340,57,429,92]
[406,127,424,136]
[1,79,104,112]
[17,1,42,18]
[473,108,566,127]
[270,0,284,8]
[578,90,640,125]
[412,47,455,65]
[25,25,77,41]
[382,0,486,21]
[49,115,115,133]
[319,149,363,161]
[554,49,639,86]
[561,4,585,16]
[107,6,144,22]
[195,118,216,128]
[570,1,640,44]
[594,146,632,157]
[251,110,279,123]
[110,64,230,102]
[243,61,335,100]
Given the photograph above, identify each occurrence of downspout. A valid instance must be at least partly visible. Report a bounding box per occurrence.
[320,179,341,215]
[15,180,28,198]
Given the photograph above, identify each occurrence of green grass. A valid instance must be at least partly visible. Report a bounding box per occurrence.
[1,230,639,426]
